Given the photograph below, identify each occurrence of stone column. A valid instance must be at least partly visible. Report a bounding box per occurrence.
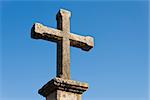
[38,77,88,100]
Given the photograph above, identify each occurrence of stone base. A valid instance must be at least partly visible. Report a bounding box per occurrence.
[46,90,81,100]
[38,77,88,100]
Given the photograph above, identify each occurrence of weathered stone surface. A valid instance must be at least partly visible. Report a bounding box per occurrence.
[31,9,94,79]
[38,77,88,97]
[57,90,81,100]
[31,9,93,100]
[31,23,94,50]
[46,90,81,100]
[46,91,56,100]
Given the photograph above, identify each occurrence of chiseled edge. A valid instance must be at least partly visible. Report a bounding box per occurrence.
[38,77,88,97]
[31,23,94,51]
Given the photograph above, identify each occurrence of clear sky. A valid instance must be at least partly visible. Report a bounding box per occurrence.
[0,0,149,100]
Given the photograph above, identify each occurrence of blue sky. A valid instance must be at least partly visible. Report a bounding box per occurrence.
[0,1,149,100]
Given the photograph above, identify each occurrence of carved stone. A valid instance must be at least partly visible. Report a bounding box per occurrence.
[31,9,94,79]
[38,77,88,97]
[31,9,94,100]
[39,77,88,100]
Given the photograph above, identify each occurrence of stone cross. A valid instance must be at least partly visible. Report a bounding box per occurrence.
[31,9,94,80]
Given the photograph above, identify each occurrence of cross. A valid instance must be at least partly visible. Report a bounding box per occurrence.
[31,9,94,79]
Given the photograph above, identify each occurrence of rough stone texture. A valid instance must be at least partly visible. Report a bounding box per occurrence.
[31,9,93,100]
[31,9,94,80]
[57,90,81,100]
[46,91,56,100]
[38,77,88,97]
[46,90,81,100]
[31,23,94,50]
[39,78,87,100]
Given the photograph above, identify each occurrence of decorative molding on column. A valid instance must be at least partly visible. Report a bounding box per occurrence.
[38,77,88,97]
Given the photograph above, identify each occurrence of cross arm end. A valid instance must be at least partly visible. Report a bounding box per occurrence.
[31,23,44,39]
[31,23,62,42]
[69,33,94,51]
[82,36,94,51]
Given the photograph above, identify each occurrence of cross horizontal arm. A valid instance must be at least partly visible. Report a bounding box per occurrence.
[31,23,94,51]
[31,23,63,42]
[69,33,94,51]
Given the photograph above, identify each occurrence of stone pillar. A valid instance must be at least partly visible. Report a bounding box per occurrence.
[38,77,88,100]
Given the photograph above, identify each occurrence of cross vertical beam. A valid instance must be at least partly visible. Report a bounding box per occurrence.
[31,9,94,100]
[56,9,71,79]
[31,9,94,80]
